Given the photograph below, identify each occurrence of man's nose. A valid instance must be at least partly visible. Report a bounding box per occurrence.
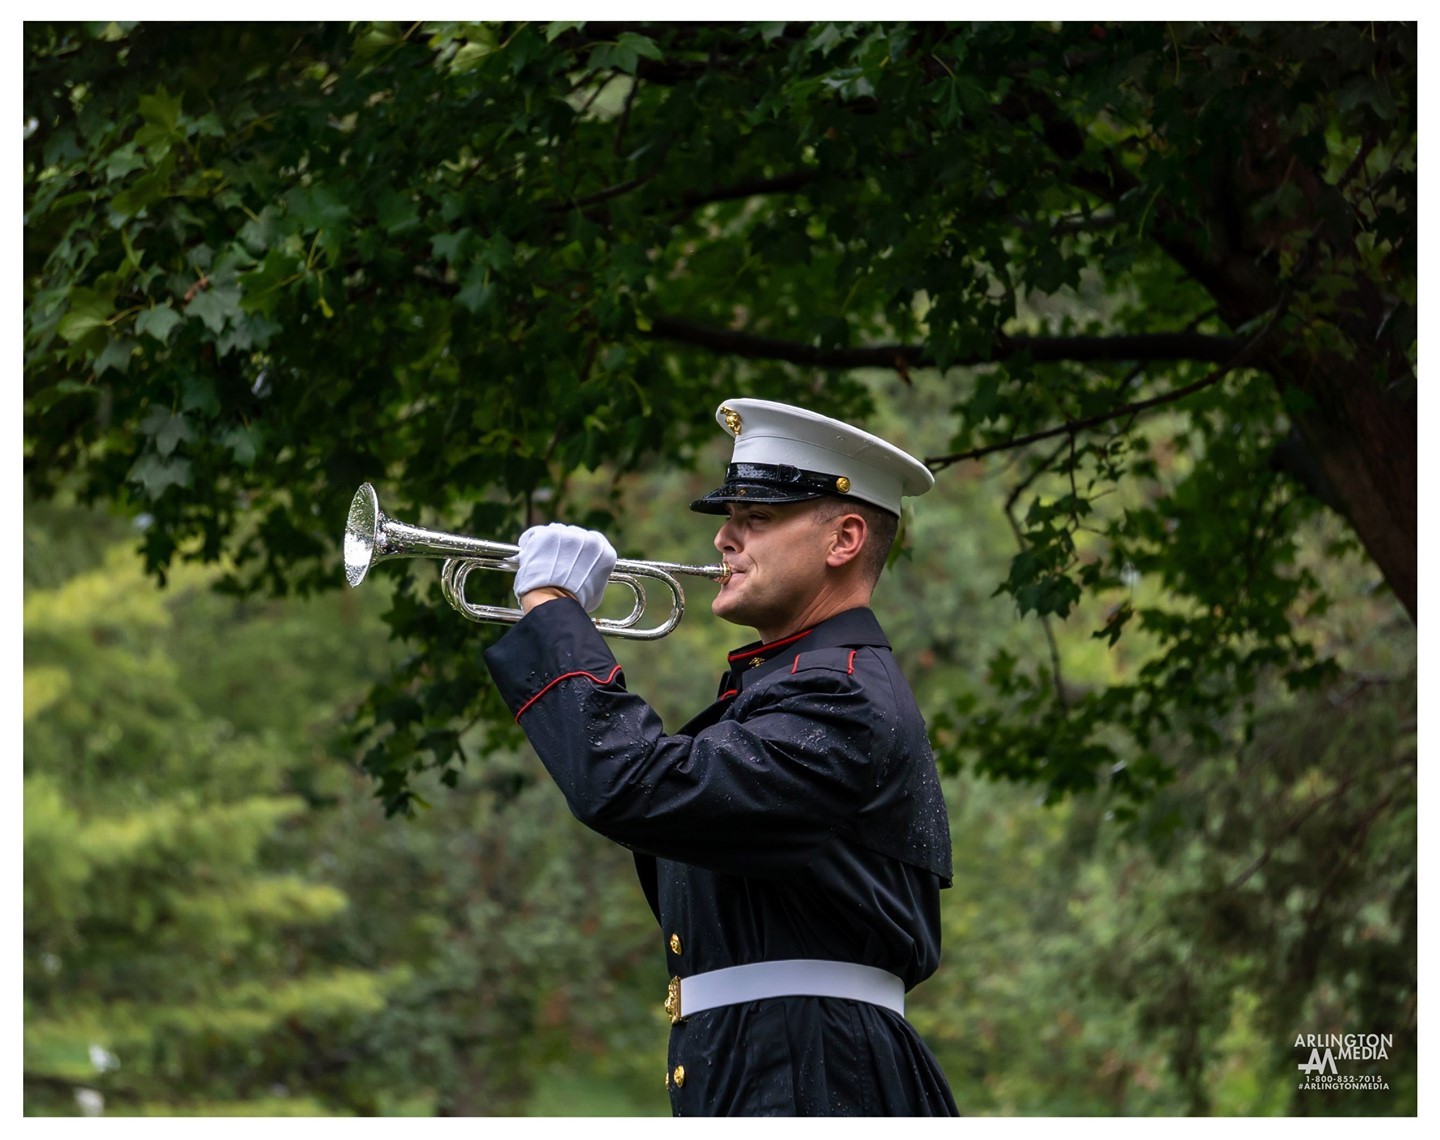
[715,518,740,554]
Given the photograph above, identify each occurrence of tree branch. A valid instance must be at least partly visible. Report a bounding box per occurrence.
[925,295,1285,470]
[550,171,661,213]
[926,362,1236,471]
[668,168,823,217]
[644,313,1242,371]
[548,167,823,221]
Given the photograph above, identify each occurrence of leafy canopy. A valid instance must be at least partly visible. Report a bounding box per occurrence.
[24,21,1416,813]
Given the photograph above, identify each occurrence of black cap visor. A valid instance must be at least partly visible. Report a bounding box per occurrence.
[689,462,842,515]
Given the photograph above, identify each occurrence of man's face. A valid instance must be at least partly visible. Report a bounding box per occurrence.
[710,500,835,639]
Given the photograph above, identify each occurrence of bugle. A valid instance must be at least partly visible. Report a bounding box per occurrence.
[343,483,729,640]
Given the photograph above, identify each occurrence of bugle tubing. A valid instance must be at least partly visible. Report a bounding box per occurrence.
[343,482,729,640]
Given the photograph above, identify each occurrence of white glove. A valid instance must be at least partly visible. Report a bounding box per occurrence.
[513,523,617,613]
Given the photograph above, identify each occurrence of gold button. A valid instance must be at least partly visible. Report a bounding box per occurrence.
[669,933,682,955]
[673,1065,686,1088]
[836,475,851,493]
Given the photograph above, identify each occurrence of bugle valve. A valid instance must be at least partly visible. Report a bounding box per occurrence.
[343,483,729,640]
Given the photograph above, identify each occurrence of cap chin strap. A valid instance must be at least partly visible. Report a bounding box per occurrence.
[724,462,850,496]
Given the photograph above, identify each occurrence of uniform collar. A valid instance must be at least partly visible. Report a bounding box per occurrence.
[719,607,890,695]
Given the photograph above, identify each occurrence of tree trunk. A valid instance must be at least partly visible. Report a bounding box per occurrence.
[1268,339,1417,622]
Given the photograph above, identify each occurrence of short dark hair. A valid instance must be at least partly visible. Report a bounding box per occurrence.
[854,500,899,585]
[810,498,899,587]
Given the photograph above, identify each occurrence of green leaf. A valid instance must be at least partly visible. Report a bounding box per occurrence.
[57,288,116,344]
[137,87,183,133]
[189,111,225,139]
[135,303,183,344]
[589,42,637,74]
[94,336,136,376]
[238,207,283,254]
[616,32,662,61]
[239,247,304,315]
[140,409,195,457]
[127,453,192,498]
[105,144,147,183]
[223,424,262,466]
[185,283,242,335]
[286,185,351,234]
[376,190,420,235]
[546,21,583,42]
[109,168,173,221]
[430,229,471,265]
[476,232,514,272]
[451,37,498,73]
[810,23,844,55]
[455,264,494,314]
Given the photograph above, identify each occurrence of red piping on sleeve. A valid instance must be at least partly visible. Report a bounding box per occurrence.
[514,662,624,721]
[719,688,739,701]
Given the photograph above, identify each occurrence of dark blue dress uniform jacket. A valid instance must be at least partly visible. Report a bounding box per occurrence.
[483,599,957,1116]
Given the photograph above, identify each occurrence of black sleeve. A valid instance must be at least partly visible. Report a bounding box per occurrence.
[483,598,888,877]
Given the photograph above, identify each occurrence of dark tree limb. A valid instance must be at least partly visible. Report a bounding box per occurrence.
[926,314,1278,469]
[668,168,824,217]
[548,167,824,222]
[644,313,1242,371]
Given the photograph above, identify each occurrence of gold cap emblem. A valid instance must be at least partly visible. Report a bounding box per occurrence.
[835,476,851,493]
[721,406,743,436]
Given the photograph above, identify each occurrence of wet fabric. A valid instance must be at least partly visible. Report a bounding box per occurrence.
[668,999,957,1116]
[484,600,957,1116]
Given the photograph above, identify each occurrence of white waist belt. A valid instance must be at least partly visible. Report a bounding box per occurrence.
[665,960,905,1024]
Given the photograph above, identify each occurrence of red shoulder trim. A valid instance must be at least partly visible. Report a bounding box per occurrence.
[789,647,860,675]
[514,663,624,721]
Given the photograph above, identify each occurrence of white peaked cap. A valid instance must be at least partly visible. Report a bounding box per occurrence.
[689,398,935,517]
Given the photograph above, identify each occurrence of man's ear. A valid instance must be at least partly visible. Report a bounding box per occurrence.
[825,512,868,569]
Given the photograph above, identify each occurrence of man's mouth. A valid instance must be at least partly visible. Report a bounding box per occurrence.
[718,566,745,589]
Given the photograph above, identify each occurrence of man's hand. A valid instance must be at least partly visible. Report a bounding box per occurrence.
[513,523,618,614]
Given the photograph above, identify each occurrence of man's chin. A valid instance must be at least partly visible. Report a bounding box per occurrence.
[710,596,743,626]
[710,588,751,628]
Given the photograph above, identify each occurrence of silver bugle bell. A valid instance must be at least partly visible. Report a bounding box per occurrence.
[343,482,730,640]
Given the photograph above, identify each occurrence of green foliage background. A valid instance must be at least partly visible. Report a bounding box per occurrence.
[23,392,1415,1114]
